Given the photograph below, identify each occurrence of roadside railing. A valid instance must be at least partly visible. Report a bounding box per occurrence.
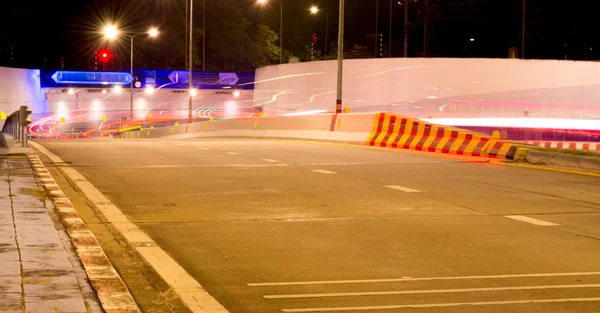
[1,106,33,147]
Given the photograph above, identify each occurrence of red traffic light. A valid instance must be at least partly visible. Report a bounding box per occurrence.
[98,49,112,63]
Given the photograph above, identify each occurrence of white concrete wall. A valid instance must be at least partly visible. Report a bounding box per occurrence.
[0,67,47,129]
[41,89,254,123]
[254,58,600,119]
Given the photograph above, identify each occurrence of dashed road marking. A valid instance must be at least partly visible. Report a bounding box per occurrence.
[265,283,600,299]
[262,159,281,163]
[248,272,600,286]
[312,169,337,175]
[197,148,209,150]
[383,185,421,193]
[226,152,239,155]
[280,297,600,312]
[505,215,559,226]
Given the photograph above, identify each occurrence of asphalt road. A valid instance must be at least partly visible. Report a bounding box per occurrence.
[36,138,600,313]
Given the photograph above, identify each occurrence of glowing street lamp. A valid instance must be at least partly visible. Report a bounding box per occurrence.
[310,6,329,56]
[103,25,119,40]
[233,90,241,98]
[257,0,283,64]
[148,27,159,38]
[113,85,123,94]
[189,89,197,97]
[103,25,159,120]
[145,86,155,95]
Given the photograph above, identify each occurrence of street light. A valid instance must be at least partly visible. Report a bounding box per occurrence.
[104,26,118,40]
[257,0,283,64]
[310,6,329,56]
[396,0,417,57]
[336,0,345,114]
[103,25,159,121]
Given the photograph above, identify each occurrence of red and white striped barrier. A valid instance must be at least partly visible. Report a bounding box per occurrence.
[524,141,600,151]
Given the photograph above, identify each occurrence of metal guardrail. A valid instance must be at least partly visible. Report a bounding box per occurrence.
[1,106,33,147]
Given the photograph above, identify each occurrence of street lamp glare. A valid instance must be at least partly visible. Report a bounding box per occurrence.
[189,88,197,96]
[113,85,123,94]
[148,28,159,37]
[310,6,319,14]
[145,86,155,95]
[233,90,241,98]
[103,25,119,40]
[257,0,267,4]
[68,89,75,95]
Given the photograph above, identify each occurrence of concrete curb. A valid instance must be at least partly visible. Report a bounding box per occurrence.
[525,149,600,171]
[25,152,142,313]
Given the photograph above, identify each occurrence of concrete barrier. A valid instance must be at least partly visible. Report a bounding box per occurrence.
[325,113,375,144]
[367,112,528,160]
[118,112,529,160]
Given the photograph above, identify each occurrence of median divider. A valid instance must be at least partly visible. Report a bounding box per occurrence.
[118,112,528,160]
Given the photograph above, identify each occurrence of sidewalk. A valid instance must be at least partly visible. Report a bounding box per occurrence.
[0,134,102,313]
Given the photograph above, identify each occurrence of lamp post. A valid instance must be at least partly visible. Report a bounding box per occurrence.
[336,0,345,114]
[258,0,283,64]
[310,6,329,56]
[103,26,159,121]
[189,0,193,123]
[522,0,526,59]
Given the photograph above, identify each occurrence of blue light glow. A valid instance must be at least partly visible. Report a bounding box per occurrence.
[51,71,131,85]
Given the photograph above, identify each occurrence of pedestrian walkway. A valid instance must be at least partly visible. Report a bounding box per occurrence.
[0,134,31,156]
[0,133,102,313]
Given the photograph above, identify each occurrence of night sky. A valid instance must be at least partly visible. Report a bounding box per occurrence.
[1,0,596,71]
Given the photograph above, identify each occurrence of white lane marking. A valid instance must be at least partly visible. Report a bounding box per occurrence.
[312,169,337,175]
[265,283,600,299]
[505,215,559,226]
[226,152,239,155]
[30,142,229,313]
[247,272,600,287]
[280,297,600,312]
[197,148,209,150]
[262,159,282,163]
[383,185,421,193]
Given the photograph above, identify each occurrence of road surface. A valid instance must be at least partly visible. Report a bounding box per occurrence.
[36,138,600,313]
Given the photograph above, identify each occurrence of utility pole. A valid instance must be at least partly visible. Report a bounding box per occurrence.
[185,0,188,68]
[389,0,392,57]
[280,3,283,64]
[375,0,379,58]
[336,0,345,114]
[188,0,193,123]
[423,0,429,57]
[203,0,206,71]
[403,0,409,57]
[522,0,526,59]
